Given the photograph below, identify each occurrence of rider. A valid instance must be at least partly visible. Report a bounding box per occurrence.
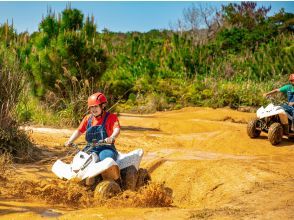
[263,73,294,133]
[65,92,120,163]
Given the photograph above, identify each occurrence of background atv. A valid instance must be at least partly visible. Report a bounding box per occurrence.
[247,103,294,145]
[52,142,151,200]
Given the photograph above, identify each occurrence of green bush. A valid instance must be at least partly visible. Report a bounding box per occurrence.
[1,4,294,124]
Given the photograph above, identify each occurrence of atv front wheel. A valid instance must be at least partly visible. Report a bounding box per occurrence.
[268,123,283,145]
[136,168,151,189]
[247,118,261,138]
[94,180,121,200]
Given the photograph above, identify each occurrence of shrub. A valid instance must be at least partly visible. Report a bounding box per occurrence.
[0,51,36,162]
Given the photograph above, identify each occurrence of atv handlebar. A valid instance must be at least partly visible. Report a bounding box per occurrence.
[264,94,288,106]
[86,140,112,147]
[69,141,112,152]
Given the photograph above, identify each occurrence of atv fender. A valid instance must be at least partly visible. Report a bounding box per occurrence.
[117,149,143,170]
[52,159,76,180]
[52,148,144,181]
[101,164,120,180]
[279,113,289,125]
[80,157,119,180]
[257,104,287,119]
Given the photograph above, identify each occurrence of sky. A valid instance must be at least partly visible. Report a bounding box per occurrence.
[0,1,293,34]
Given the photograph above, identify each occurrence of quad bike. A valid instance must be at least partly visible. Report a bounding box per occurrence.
[52,141,151,199]
[247,103,294,145]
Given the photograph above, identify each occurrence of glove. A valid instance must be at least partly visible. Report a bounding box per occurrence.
[104,137,115,144]
[64,141,74,147]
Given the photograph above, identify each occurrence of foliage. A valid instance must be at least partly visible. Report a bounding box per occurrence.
[39,8,59,38]
[221,2,271,30]
[269,8,294,32]
[0,3,293,127]
[23,7,106,102]
[0,48,36,162]
[217,2,285,52]
[61,7,84,31]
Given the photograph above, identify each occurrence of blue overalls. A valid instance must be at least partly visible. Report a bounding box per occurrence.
[84,112,118,161]
[281,90,294,117]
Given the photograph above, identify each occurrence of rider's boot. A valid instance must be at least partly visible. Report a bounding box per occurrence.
[283,124,289,135]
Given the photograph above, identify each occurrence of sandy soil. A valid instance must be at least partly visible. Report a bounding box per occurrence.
[0,107,293,219]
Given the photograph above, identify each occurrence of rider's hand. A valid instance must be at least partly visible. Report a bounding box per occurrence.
[263,93,269,98]
[104,137,114,144]
[289,102,294,106]
[64,140,73,147]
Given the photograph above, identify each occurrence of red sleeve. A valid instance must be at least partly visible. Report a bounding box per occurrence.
[78,115,90,134]
[105,113,120,136]
[112,114,120,129]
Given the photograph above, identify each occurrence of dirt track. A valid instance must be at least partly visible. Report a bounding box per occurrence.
[0,107,293,219]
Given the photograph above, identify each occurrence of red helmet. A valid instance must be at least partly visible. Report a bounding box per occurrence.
[289,73,294,81]
[87,92,107,108]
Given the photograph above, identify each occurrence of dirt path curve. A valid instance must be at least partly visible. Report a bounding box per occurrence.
[1,107,293,219]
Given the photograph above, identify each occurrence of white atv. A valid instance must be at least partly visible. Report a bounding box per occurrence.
[247,103,294,145]
[52,142,151,199]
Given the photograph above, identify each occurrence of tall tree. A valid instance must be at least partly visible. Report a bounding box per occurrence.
[221,2,271,30]
[39,8,59,39]
[61,7,83,31]
[26,7,107,99]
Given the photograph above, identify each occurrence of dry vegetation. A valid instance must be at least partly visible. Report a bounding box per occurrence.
[0,53,37,162]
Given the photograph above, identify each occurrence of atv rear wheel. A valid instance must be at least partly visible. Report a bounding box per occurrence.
[94,180,121,200]
[136,168,151,189]
[268,123,283,145]
[121,165,138,191]
[247,118,261,138]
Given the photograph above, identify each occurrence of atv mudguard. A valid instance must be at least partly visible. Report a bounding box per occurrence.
[52,148,144,181]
